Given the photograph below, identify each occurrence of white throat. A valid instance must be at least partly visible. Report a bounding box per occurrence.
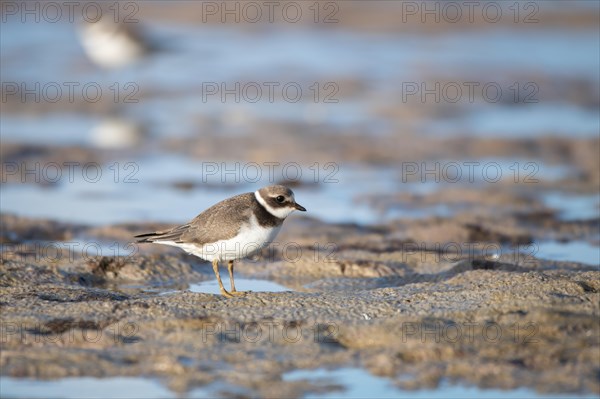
[255,191,295,219]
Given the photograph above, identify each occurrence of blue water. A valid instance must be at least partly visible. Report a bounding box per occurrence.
[0,114,100,146]
[2,18,598,140]
[189,278,290,295]
[0,376,215,399]
[3,19,598,87]
[535,241,600,266]
[542,192,600,221]
[3,368,593,399]
[0,154,578,225]
[0,157,400,225]
[431,104,600,137]
[283,368,594,399]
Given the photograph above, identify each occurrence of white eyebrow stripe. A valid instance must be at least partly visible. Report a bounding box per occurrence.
[254,190,295,219]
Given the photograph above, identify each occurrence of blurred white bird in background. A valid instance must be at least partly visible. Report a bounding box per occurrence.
[77,13,159,69]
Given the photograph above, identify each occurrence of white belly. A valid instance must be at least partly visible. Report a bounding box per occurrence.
[157,215,281,262]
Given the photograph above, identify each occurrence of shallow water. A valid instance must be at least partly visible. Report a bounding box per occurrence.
[535,240,600,266]
[189,278,290,295]
[2,18,599,141]
[3,368,593,399]
[285,367,595,399]
[1,114,102,146]
[1,158,400,225]
[0,155,577,225]
[0,376,215,399]
[428,103,600,138]
[542,192,600,221]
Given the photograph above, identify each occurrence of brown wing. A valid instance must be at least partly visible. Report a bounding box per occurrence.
[134,192,254,245]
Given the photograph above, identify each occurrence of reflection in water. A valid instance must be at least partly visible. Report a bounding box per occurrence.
[189,278,289,295]
[90,117,146,149]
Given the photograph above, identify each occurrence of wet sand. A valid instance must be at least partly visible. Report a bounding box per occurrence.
[1,205,599,397]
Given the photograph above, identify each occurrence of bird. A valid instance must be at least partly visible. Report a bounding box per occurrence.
[135,185,306,297]
[76,14,159,69]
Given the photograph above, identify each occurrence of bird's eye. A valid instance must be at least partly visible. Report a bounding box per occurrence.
[276,196,285,203]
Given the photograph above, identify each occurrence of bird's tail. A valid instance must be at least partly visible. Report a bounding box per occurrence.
[134,224,190,243]
[134,232,163,243]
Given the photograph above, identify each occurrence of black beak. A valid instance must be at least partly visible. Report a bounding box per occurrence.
[294,203,306,212]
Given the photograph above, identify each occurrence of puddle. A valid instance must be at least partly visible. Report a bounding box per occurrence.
[2,370,594,399]
[0,377,183,399]
[430,104,600,138]
[384,203,455,220]
[397,157,573,188]
[0,376,236,399]
[542,192,600,221]
[189,278,290,295]
[283,367,596,399]
[535,240,600,266]
[0,155,235,225]
[1,114,100,146]
[1,113,146,149]
[0,179,163,226]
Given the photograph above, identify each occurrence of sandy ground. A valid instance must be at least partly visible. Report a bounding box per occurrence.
[1,208,598,396]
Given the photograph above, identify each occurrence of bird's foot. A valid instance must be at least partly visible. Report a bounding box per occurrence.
[219,289,234,298]
[230,290,251,296]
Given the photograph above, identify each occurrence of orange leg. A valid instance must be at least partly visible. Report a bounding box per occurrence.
[211,260,233,298]
[228,260,250,296]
